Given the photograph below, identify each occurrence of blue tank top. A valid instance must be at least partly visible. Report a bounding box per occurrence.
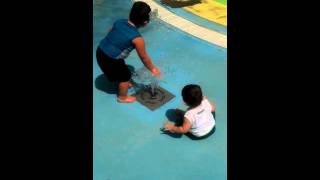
[99,19,141,60]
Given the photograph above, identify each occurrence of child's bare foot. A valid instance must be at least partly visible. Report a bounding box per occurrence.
[117,96,136,103]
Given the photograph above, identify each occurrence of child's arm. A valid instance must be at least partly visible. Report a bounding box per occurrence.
[203,96,216,112]
[163,118,191,134]
[132,37,161,77]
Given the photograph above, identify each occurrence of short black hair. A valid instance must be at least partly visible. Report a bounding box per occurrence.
[129,1,151,27]
[182,84,203,107]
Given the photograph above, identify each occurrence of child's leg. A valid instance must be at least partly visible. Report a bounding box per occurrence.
[117,81,136,103]
[175,108,185,116]
[174,109,185,126]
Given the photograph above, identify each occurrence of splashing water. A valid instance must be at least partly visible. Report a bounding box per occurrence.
[150,78,159,98]
[132,66,161,96]
[132,67,154,84]
[150,8,159,21]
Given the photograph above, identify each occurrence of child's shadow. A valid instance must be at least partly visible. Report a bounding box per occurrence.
[95,74,118,94]
[95,65,135,94]
[161,109,184,139]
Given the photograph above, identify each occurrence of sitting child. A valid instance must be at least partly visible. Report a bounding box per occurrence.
[162,84,216,139]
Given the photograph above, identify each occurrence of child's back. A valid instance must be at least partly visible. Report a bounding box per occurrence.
[99,19,141,60]
[185,98,215,137]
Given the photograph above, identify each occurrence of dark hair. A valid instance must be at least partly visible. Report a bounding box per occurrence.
[129,1,151,27]
[182,84,203,107]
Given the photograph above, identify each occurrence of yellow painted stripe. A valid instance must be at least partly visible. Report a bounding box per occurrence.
[183,0,227,26]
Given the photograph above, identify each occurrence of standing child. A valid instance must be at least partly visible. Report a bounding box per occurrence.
[162,84,216,139]
[96,1,161,103]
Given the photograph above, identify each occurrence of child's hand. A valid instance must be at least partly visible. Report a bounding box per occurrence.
[163,122,175,132]
[151,67,161,77]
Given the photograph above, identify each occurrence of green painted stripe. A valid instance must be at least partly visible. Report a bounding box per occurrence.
[212,0,227,6]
